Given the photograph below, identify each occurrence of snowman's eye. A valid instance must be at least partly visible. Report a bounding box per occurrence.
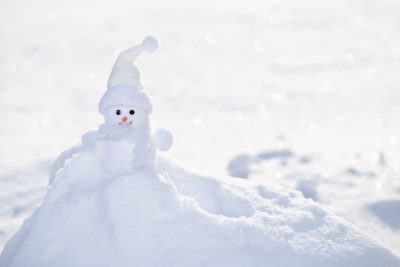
[116,110,121,115]
[129,110,135,115]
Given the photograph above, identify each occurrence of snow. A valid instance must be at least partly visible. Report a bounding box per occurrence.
[1,154,399,266]
[1,0,400,264]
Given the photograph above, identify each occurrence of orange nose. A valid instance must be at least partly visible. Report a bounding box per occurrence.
[122,116,128,123]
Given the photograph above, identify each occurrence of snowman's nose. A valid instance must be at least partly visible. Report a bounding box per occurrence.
[122,116,128,123]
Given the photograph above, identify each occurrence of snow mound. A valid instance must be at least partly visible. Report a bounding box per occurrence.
[1,154,399,267]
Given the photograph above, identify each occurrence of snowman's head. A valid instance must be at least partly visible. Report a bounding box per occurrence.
[104,105,148,128]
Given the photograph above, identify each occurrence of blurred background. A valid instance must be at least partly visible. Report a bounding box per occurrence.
[1,0,399,255]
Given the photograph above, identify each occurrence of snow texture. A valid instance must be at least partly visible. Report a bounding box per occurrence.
[1,155,399,267]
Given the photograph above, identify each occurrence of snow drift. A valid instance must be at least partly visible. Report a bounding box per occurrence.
[1,152,399,267]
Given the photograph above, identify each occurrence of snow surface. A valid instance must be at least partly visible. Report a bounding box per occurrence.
[1,154,399,266]
[1,0,400,262]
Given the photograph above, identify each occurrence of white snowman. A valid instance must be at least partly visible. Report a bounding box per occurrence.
[49,36,172,184]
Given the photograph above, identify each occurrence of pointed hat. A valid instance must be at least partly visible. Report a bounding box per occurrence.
[98,36,158,115]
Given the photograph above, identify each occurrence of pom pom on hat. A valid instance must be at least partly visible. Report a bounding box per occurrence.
[142,36,158,52]
[99,36,158,115]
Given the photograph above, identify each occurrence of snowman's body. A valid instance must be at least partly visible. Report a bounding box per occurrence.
[89,105,157,175]
[98,139,135,175]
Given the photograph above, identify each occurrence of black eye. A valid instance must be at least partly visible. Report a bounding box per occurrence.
[116,110,121,115]
[129,110,135,115]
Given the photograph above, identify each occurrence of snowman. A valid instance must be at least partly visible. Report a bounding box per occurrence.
[49,36,172,184]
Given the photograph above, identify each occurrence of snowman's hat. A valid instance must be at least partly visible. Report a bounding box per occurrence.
[98,36,158,115]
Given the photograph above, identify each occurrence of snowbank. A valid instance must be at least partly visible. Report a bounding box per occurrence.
[1,153,399,267]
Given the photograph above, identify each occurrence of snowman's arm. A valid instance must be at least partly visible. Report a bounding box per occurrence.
[152,128,173,151]
[48,130,98,185]
[81,130,98,151]
[48,145,82,185]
